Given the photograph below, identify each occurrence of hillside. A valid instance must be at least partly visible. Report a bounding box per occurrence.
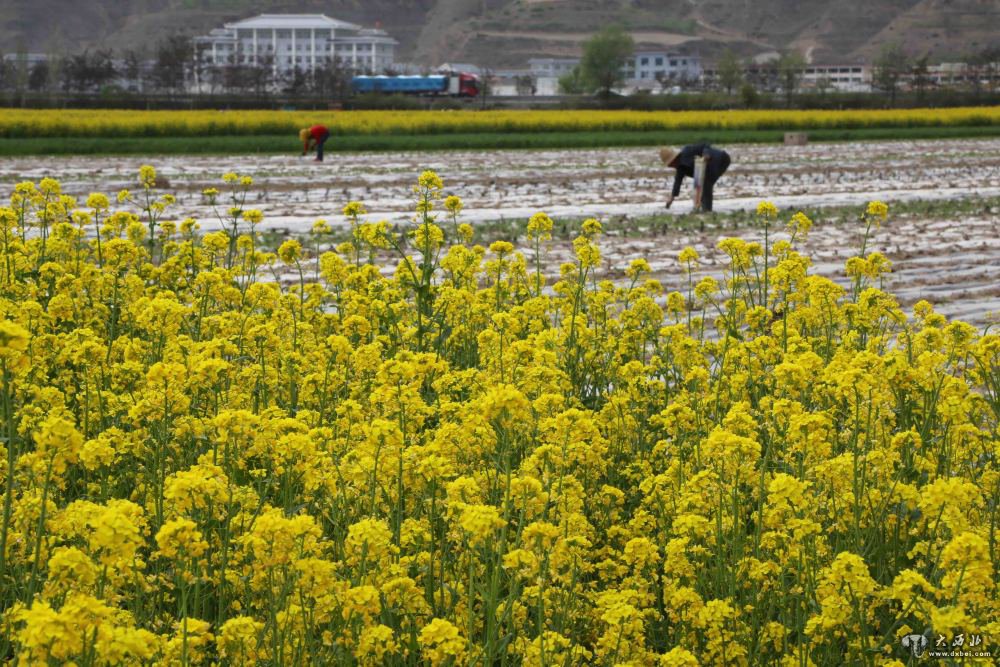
[1,0,997,65]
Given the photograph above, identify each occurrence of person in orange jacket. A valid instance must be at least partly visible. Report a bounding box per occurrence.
[299,125,330,162]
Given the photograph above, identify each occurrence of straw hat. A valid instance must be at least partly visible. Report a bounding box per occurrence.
[299,128,310,142]
[659,147,679,166]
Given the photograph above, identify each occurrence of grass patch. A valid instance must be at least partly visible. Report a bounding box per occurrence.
[2,125,999,156]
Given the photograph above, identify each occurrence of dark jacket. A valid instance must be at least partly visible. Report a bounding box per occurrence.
[670,143,726,197]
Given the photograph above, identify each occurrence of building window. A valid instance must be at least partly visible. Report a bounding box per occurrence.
[641,57,649,65]
[655,57,663,66]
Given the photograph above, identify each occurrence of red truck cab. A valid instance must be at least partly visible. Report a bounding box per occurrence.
[456,73,480,97]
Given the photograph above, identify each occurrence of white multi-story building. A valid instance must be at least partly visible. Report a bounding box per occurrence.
[624,51,702,84]
[801,64,870,92]
[528,53,702,94]
[702,61,872,93]
[194,14,397,76]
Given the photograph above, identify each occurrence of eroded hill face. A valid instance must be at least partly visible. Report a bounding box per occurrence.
[1,0,996,64]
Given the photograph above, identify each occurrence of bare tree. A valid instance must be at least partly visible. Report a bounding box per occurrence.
[122,50,143,92]
[313,57,351,100]
[247,55,275,97]
[777,51,806,107]
[62,49,116,92]
[0,53,15,92]
[515,74,535,96]
[13,51,30,94]
[654,71,677,93]
[911,55,932,101]
[479,66,494,109]
[154,35,192,92]
[969,46,1000,94]
[873,42,908,106]
[983,47,1000,92]
[283,66,310,96]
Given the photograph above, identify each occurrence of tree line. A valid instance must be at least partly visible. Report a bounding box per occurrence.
[0,36,354,98]
[704,42,1000,106]
[558,26,1000,106]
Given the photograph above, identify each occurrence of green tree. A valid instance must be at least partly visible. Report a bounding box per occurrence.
[579,25,635,97]
[777,50,806,107]
[0,53,13,91]
[717,49,743,95]
[27,60,49,91]
[558,66,586,94]
[873,41,909,106]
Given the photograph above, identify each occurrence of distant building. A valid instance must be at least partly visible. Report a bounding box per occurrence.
[703,60,872,93]
[527,58,580,94]
[624,51,702,84]
[489,68,536,96]
[527,53,701,94]
[801,64,869,92]
[437,63,483,75]
[528,58,581,79]
[193,14,397,77]
[387,62,425,75]
[925,62,999,87]
[1,52,49,67]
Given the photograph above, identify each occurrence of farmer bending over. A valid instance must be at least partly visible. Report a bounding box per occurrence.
[300,124,330,162]
[661,143,731,212]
